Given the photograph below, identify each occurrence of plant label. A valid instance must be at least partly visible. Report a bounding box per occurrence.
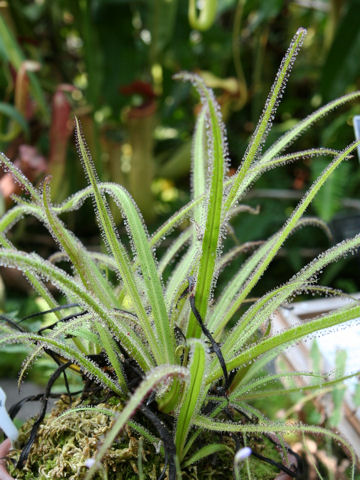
[0,387,18,443]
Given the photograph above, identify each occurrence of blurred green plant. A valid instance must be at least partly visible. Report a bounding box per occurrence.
[0,0,359,337]
[1,0,358,222]
[188,0,218,31]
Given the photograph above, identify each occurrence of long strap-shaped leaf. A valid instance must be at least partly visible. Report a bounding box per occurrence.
[230,370,360,402]
[224,28,306,213]
[192,107,207,235]
[0,204,40,233]
[175,339,208,460]
[174,74,225,339]
[207,231,280,331]
[74,118,166,364]
[229,372,323,400]
[165,244,197,307]
[1,87,359,254]
[96,326,127,391]
[52,183,203,249]
[0,152,40,200]
[0,333,122,395]
[42,178,117,307]
[0,249,153,371]
[260,91,360,166]
[158,228,192,276]
[101,184,175,364]
[209,302,360,384]
[0,232,61,320]
[224,109,360,218]
[212,140,360,331]
[249,147,347,175]
[223,236,360,357]
[220,282,303,354]
[209,217,333,338]
[193,415,356,480]
[226,92,360,211]
[84,365,188,480]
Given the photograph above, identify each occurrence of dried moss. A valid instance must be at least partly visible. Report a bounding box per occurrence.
[8,395,163,479]
[7,395,286,479]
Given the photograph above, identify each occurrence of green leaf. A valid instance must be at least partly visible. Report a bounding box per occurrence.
[158,228,191,276]
[260,91,360,166]
[74,118,164,364]
[230,372,323,401]
[101,183,175,364]
[66,327,101,347]
[217,140,360,332]
[250,148,345,176]
[96,325,127,391]
[175,339,208,459]
[0,102,29,141]
[225,28,306,212]
[222,244,360,363]
[192,107,207,235]
[42,178,117,308]
[182,443,232,468]
[84,365,188,480]
[175,74,225,339]
[223,92,360,211]
[0,332,121,395]
[212,302,360,385]
[0,231,60,321]
[0,248,153,371]
[0,152,39,200]
[193,416,356,479]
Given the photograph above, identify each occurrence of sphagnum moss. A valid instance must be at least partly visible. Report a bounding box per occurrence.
[8,396,156,480]
[8,398,282,480]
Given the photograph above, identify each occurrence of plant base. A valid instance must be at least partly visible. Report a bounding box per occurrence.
[7,393,291,479]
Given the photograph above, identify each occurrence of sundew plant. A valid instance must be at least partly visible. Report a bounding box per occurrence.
[1,27,360,479]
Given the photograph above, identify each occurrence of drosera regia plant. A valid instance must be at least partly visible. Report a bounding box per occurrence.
[1,27,360,479]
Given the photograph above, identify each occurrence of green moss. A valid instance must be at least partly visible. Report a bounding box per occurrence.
[8,395,163,480]
[181,431,281,480]
[8,395,286,479]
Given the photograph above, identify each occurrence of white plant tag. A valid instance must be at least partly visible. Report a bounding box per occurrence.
[0,387,18,443]
[354,115,360,161]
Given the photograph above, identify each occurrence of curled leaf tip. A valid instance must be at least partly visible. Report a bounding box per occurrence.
[296,27,307,36]
[44,175,53,184]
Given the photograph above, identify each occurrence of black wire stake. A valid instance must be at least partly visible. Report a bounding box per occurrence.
[187,277,229,392]
[8,389,84,421]
[139,405,177,480]
[17,303,81,325]
[227,404,302,479]
[17,361,72,469]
